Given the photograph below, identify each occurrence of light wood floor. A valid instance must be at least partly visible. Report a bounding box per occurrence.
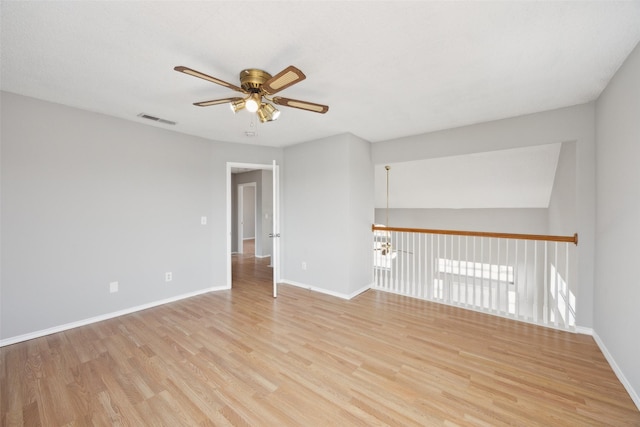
[2,251,639,426]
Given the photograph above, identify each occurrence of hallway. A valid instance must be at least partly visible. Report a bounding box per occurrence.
[232,239,273,291]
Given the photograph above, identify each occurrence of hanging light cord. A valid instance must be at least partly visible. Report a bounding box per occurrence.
[385,165,391,251]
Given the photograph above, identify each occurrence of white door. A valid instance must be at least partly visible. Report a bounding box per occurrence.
[271,160,280,297]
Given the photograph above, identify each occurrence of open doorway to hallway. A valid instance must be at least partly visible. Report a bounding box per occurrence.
[237,182,256,256]
[227,162,279,295]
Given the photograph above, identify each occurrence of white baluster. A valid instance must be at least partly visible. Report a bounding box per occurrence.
[533,241,538,322]
[543,242,549,325]
[523,240,528,321]
[565,242,571,328]
[554,241,559,328]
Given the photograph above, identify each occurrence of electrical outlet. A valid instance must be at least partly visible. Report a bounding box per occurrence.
[165,272,172,282]
[110,281,118,293]
[201,216,207,225]
[302,262,307,270]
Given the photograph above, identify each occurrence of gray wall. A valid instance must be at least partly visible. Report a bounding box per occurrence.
[346,134,375,295]
[595,42,640,405]
[548,141,577,236]
[546,141,578,322]
[0,92,281,341]
[242,186,256,239]
[282,133,373,297]
[375,208,548,235]
[372,104,596,329]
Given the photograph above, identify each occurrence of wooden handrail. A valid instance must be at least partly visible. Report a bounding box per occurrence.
[372,224,578,245]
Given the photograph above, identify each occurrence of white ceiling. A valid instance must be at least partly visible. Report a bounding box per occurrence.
[375,143,562,209]
[2,1,640,148]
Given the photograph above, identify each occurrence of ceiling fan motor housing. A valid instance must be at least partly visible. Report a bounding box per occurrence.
[240,69,272,93]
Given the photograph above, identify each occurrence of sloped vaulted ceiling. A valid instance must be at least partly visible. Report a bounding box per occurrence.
[375,144,562,209]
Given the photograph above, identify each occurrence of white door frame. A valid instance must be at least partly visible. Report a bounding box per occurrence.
[226,162,280,294]
[237,182,257,254]
[271,160,280,297]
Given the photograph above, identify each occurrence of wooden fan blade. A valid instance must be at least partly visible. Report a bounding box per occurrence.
[262,66,306,95]
[174,66,245,93]
[194,97,243,107]
[272,96,329,114]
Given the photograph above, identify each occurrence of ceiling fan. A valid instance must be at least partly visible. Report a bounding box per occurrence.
[174,65,329,123]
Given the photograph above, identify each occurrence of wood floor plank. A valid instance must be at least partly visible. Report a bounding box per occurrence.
[2,251,639,426]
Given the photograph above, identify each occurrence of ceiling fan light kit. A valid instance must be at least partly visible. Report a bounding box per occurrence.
[229,99,245,113]
[245,92,261,113]
[175,65,328,125]
[262,103,280,120]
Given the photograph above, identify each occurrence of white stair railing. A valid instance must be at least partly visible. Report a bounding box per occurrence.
[373,225,578,331]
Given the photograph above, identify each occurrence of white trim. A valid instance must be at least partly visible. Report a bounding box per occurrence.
[226,163,232,288]
[281,279,371,300]
[272,160,280,297]
[255,254,271,259]
[574,325,594,335]
[0,286,227,347]
[348,284,373,299]
[592,331,640,410]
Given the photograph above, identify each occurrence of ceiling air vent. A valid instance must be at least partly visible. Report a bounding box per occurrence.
[137,113,176,126]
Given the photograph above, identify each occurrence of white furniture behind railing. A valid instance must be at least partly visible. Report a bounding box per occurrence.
[372,225,578,332]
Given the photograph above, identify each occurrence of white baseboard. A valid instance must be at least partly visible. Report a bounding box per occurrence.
[255,254,271,259]
[280,279,371,300]
[575,325,594,335]
[592,331,640,410]
[0,286,228,347]
[348,283,373,299]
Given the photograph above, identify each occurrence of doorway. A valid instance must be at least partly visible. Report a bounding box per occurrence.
[226,162,280,296]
